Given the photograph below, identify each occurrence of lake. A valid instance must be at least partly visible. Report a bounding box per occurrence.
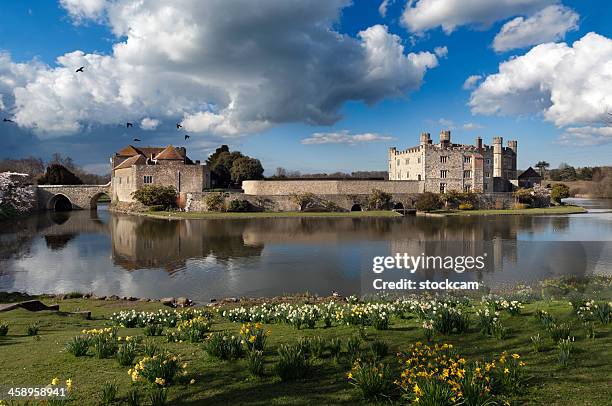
[1,198,611,302]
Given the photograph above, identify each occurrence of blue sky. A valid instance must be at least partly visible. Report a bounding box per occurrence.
[0,0,611,175]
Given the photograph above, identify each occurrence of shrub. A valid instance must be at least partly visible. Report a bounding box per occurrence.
[369,340,389,360]
[65,336,89,357]
[0,322,8,336]
[415,192,442,212]
[144,324,164,337]
[204,333,244,360]
[274,344,310,381]
[227,199,251,212]
[131,353,182,386]
[99,382,118,405]
[116,341,139,366]
[367,189,392,210]
[551,183,570,204]
[204,193,224,211]
[347,361,393,400]
[458,203,474,210]
[132,185,177,209]
[26,323,39,336]
[246,350,265,377]
[512,203,530,210]
[148,388,168,406]
[290,192,317,211]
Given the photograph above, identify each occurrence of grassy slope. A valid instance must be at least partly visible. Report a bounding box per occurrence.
[438,206,587,216]
[0,296,610,405]
[144,210,403,220]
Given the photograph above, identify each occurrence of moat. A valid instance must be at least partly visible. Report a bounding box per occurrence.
[1,198,611,302]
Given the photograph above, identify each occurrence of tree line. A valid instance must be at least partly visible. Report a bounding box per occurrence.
[0,153,110,185]
[271,167,387,180]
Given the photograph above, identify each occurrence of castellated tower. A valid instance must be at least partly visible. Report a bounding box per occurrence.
[420,132,431,146]
[507,140,517,155]
[493,136,503,178]
[439,130,451,148]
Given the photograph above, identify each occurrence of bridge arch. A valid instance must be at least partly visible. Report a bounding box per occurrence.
[393,202,404,210]
[47,194,73,211]
[90,192,111,209]
[350,203,362,212]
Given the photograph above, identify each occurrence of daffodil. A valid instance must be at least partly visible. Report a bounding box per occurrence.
[51,377,59,386]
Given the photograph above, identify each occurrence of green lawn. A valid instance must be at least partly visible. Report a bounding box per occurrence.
[1,280,610,405]
[144,210,403,220]
[437,205,587,216]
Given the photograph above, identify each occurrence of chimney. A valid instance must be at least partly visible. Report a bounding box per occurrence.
[476,137,482,150]
[439,130,451,148]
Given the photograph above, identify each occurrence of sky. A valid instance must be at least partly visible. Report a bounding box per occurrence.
[0,0,611,175]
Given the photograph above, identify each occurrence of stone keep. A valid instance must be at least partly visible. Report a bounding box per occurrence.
[388,130,517,193]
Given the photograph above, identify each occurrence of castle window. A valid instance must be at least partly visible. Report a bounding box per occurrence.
[440,170,448,179]
[485,172,490,178]
[440,156,447,164]
[485,159,491,165]
[406,172,409,179]
[464,184,471,192]
[397,159,400,166]
[418,157,421,163]
[463,170,471,178]
[464,156,471,164]
[418,174,421,181]
[440,183,446,193]
[405,158,409,164]
[144,175,153,184]
[484,183,488,191]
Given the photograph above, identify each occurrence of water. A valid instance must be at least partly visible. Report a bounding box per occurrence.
[1,200,611,302]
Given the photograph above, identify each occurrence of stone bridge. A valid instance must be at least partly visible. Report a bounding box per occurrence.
[37,184,111,211]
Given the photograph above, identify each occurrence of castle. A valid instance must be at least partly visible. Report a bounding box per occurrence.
[388,131,517,193]
[110,145,211,203]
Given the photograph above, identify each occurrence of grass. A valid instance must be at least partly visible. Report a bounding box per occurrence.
[436,205,587,216]
[143,210,403,220]
[0,288,610,405]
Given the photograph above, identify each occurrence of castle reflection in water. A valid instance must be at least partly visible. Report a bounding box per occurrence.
[1,206,608,300]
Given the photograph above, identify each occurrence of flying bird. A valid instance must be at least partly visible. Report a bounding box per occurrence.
[75,66,84,73]
[3,118,14,123]
[133,138,141,142]
[176,123,182,129]
[126,122,134,128]
[184,135,190,140]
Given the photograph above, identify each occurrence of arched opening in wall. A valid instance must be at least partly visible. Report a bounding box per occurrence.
[90,192,111,210]
[350,204,362,212]
[49,194,72,212]
[393,202,404,210]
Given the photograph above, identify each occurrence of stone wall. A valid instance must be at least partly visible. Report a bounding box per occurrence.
[242,179,424,196]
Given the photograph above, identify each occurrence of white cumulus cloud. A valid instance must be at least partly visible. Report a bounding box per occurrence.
[493,5,579,52]
[470,32,612,144]
[401,0,555,34]
[140,117,160,130]
[558,127,612,146]
[302,130,394,145]
[0,1,440,139]
[434,46,448,58]
[462,74,483,90]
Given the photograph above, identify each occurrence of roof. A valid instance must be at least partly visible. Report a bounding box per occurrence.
[155,145,184,160]
[113,154,147,170]
[518,167,542,179]
[116,145,143,157]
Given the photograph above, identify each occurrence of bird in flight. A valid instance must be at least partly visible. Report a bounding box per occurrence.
[176,123,182,129]
[126,122,134,128]
[3,118,14,123]
[184,134,190,140]
[75,67,84,73]
[133,138,141,142]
